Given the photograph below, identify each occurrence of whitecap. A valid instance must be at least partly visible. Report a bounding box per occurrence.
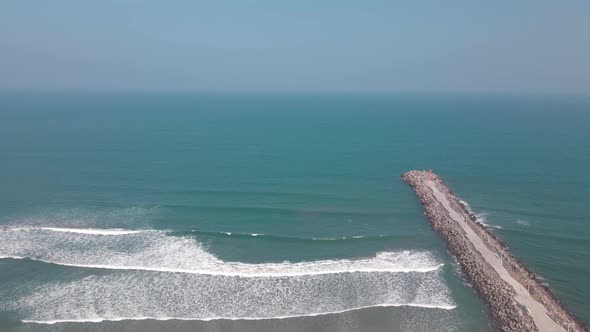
[8,264,454,323]
[0,226,455,323]
[0,227,444,277]
[39,227,144,235]
[21,303,456,325]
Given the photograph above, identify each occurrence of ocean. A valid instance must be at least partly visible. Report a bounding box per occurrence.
[0,93,588,331]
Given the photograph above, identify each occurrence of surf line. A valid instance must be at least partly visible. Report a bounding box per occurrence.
[21,302,457,325]
[402,170,585,332]
[0,255,444,277]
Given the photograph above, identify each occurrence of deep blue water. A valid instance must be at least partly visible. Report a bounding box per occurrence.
[0,93,588,331]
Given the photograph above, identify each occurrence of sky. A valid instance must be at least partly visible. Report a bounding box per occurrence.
[1,1,589,94]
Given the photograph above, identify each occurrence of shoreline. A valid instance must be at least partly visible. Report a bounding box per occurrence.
[402,170,587,332]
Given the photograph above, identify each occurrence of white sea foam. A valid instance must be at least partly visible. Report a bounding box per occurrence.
[6,262,454,323]
[461,206,504,230]
[474,212,487,223]
[21,303,456,325]
[0,226,455,323]
[0,227,443,277]
[36,227,144,235]
[487,224,503,229]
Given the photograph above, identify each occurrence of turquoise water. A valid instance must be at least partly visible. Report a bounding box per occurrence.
[0,93,588,331]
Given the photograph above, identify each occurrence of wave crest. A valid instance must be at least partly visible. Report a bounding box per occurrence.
[0,227,442,276]
[0,226,455,323]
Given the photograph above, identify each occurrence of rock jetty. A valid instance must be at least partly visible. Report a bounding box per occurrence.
[402,170,586,332]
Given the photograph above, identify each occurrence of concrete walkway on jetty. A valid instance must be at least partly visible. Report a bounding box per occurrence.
[426,181,565,332]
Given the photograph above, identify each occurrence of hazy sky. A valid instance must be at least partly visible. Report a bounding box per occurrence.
[1,1,589,94]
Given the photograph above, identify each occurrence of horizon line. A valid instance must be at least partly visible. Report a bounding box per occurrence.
[1,88,589,99]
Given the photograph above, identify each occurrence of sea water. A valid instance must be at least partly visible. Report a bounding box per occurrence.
[0,93,588,331]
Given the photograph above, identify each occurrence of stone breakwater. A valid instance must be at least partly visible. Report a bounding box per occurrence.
[402,170,586,332]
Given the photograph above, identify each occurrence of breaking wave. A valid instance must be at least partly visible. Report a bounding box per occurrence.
[21,303,456,325]
[458,201,503,230]
[0,226,455,323]
[11,227,144,235]
[0,227,443,276]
